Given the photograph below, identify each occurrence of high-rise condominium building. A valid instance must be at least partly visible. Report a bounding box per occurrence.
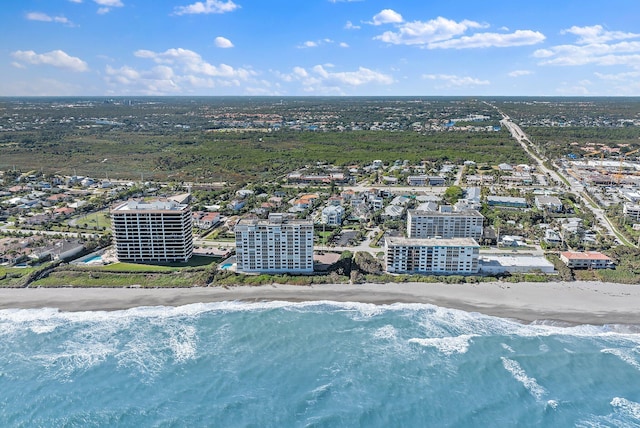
[235,213,314,274]
[111,199,193,262]
[384,236,480,274]
[407,209,484,240]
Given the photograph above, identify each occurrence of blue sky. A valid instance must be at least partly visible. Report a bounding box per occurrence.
[2,0,640,96]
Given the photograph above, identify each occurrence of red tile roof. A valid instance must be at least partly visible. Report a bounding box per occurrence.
[561,251,611,261]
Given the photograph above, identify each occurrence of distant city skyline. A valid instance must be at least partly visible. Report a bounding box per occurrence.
[2,0,640,96]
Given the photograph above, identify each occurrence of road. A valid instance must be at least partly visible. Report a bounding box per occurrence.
[487,103,627,246]
[0,223,100,239]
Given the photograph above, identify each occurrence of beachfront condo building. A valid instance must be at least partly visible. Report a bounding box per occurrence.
[235,213,314,274]
[111,199,193,262]
[384,236,480,274]
[407,209,484,240]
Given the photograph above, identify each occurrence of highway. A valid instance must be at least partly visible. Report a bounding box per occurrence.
[487,102,628,246]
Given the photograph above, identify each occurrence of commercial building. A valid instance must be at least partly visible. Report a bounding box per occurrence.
[111,199,193,262]
[479,255,556,275]
[384,236,480,274]
[407,209,484,240]
[235,213,314,274]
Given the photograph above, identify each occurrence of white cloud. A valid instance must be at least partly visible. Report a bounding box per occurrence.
[297,39,344,49]
[508,70,533,77]
[0,77,84,96]
[278,64,393,93]
[299,41,318,48]
[97,7,111,14]
[375,16,486,45]
[11,50,89,72]
[339,42,349,48]
[562,25,640,44]
[556,84,590,95]
[595,71,640,81]
[373,16,544,50]
[594,71,640,95]
[214,36,234,48]
[133,48,254,80]
[105,65,181,95]
[26,12,72,25]
[370,9,403,26]
[345,21,360,30]
[535,25,640,68]
[428,30,545,49]
[422,74,489,87]
[95,0,123,6]
[174,0,239,15]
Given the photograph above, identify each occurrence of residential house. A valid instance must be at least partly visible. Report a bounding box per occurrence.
[321,205,345,226]
[535,196,563,212]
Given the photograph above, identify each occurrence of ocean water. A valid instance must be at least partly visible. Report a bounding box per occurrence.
[1,302,640,427]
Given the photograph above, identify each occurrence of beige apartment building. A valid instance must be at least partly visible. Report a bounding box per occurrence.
[384,236,480,274]
[407,209,484,240]
[235,213,314,274]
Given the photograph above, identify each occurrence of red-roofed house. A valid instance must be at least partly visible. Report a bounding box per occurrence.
[560,251,614,269]
[192,211,221,229]
[53,207,75,217]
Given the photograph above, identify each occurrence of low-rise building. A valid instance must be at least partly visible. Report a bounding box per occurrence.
[384,236,480,274]
[487,196,528,208]
[192,211,221,229]
[480,255,556,275]
[560,251,614,269]
[624,203,640,221]
[535,196,563,212]
[321,205,344,226]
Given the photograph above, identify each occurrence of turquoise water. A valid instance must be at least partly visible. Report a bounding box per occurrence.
[84,255,103,264]
[1,301,640,426]
[221,263,233,269]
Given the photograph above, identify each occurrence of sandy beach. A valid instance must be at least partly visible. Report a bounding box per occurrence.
[1,281,640,325]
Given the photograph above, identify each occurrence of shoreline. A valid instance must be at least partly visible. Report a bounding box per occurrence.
[1,281,640,325]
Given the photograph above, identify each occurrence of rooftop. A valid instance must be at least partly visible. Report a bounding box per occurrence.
[561,251,612,261]
[113,199,188,212]
[386,236,479,247]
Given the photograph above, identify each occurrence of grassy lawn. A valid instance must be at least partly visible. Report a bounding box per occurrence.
[97,255,217,272]
[0,266,37,287]
[32,270,210,287]
[69,210,111,232]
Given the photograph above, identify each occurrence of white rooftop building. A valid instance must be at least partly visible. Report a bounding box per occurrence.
[321,205,345,226]
[235,213,314,274]
[384,236,480,274]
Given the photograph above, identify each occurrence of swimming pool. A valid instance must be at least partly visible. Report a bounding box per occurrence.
[220,263,233,270]
[84,255,103,264]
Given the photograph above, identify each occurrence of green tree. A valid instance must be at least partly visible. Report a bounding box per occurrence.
[443,185,464,205]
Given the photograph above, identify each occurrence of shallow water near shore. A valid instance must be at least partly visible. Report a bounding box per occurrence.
[1,301,640,427]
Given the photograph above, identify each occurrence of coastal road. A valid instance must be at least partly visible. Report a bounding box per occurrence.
[486,103,626,246]
[0,223,100,239]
